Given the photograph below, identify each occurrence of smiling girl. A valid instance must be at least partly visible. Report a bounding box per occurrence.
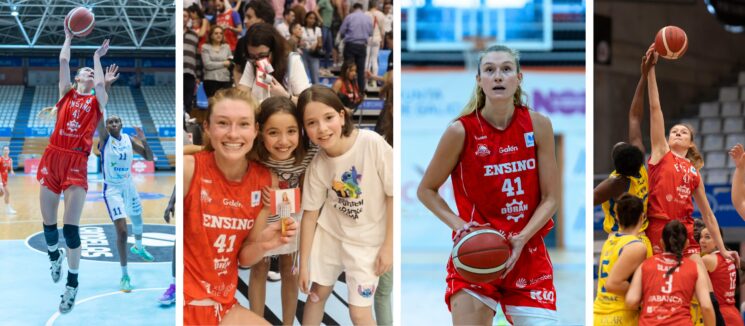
[297,85,393,325]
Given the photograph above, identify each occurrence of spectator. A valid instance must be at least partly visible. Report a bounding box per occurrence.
[365,0,385,88]
[212,0,243,51]
[383,1,392,49]
[201,26,234,98]
[288,22,304,53]
[301,12,323,84]
[317,0,334,74]
[237,23,310,103]
[187,4,210,51]
[339,2,372,93]
[291,0,307,26]
[332,60,363,110]
[276,9,295,40]
[271,0,285,24]
[233,0,276,84]
[184,11,200,113]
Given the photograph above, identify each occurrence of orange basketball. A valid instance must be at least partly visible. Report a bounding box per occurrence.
[452,228,511,283]
[654,26,688,60]
[65,7,95,37]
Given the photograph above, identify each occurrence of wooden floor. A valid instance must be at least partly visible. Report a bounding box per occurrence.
[0,173,174,240]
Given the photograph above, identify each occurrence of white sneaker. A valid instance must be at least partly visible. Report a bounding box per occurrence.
[59,285,78,314]
[6,206,16,215]
[267,271,281,282]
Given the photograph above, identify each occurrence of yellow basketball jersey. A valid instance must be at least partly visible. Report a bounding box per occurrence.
[594,233,652,320]
[601,166,649,234]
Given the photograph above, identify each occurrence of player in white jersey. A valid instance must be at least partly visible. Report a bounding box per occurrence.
[98,114,154,292]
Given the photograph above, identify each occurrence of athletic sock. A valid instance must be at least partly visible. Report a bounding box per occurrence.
[48,245,60,261]
[67,269,79,288]
[121,266,128,277]
[135,239,143,250]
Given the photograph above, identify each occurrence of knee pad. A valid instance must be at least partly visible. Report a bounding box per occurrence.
[130,215,143,235]
[62,224,81,249]
[43,223,59,246]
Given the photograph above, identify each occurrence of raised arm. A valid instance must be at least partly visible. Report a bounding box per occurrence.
[729,144,745,220]
[694,181,734,262]
[647,49,668,165]
[416,121,466,231]
[96,119,108,149]
[629,49,654,152]
[93,39,110,112]
[593,176,627,206]
[502,112,560,276]
[59,27,73,98]
[131,127,154,161]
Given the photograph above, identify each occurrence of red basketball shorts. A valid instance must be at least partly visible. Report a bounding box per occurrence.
[445,235,556,316]
[184,297,236,326]
[36,144,89,194]
[646,217,700,256]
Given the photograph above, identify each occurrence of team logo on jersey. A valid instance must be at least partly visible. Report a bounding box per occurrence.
[690,166,697,175]
[475,144,491,157]
[484,159,536,177]
[502,199,528,222]
[66,120,80,133]
[499,145,518,154]
[201,178,213,184]
[676,185,691,199]
[41,167,48,175]
[524,132,535,148]
[516,278,527,288]
[223,198,242,208]
[665,194,673,202]
[214,256,231,276]
[474,135,487,141]
[251,191,261,207]
[201,189,212,204]
[528,246,538,254]
[357,284,376,298]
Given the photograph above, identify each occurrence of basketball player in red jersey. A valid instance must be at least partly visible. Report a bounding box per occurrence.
[627,220,715,325]
[696,222,745,326]
[418,45,560,325]
[37,22,110,313]
[644,45,733,263]
[0,145,15,214]
[183,88,297,326]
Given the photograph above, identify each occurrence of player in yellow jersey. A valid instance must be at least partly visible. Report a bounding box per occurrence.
[593,194,651,325]
[594,50,654,253]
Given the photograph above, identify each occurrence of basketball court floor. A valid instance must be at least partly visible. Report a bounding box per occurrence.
[0,173,175,325]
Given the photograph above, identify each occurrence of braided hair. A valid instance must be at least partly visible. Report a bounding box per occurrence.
[662,220,688,278]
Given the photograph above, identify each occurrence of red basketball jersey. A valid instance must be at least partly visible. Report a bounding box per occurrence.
[451,107,552,238]
[639,253,698,326]
[0,156,10,176]
[184,151,271,304]
[50,89,101,154]
[215,9,238,51]
[709,252,743,326]
[647,151,700,221]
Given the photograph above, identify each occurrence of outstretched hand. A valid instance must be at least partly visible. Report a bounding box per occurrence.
[95,39,110,58]
[105,64,120,85]
[730,144,745,170]
[641,44,657,75]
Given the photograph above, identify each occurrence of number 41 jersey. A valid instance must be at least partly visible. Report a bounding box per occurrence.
[184,151,271,304]
[451,107,552,237]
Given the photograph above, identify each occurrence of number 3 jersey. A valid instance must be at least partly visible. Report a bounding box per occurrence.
[451,107,552,238]
[639,253,698,326]
[184,151,271,304]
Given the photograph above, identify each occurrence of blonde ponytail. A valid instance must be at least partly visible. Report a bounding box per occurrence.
[680,123,704,170]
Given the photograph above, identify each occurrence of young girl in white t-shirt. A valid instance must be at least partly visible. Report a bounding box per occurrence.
[297,85,393,325]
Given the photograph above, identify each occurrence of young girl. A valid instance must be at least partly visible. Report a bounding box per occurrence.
[593,194,651,325]
[696,222,744,326]
[626,220,715,325]
[183,88,297,325]
[38,26,110,313]
[0,145,15,214]
[645,45,732,262]
[247,96,317,325]
[332,61,363,110]
[297,85,393,325]
[417,45,560,325]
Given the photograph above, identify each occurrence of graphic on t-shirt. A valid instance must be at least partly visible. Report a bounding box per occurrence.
[333,166,362,199]
[357,284,376,298]
[332,166,364,220]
